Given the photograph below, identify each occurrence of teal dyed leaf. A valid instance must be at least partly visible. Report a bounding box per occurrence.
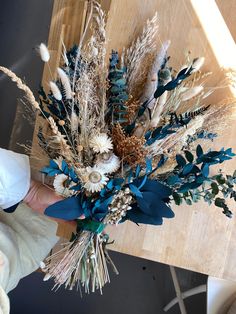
[202,164,209,177]
[176,155,186,167]
[167,175,180,186]
[196,145,203,157]
[49,159,59,169]
[146,158,152,173]
[135,165,141,177]
[129,184,143,198]
[173,192,182,205]
[184,150,194,163]
[182,163,194,176]
[138,175,148,190]
[211,182,219,195]
[61,160,69,174]
[107,180,114,190]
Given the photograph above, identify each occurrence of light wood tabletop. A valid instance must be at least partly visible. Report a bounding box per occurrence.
[32,0,236,281]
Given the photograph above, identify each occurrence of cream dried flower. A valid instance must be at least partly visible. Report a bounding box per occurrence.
[90,133,113,153]
[53,174,75,197]
[96,153,120,174]
[39,43,50,62]
[83,166,109,193]
[49,81,62,100]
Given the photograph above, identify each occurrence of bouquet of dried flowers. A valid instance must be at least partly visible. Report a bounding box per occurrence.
[1,1,236,294]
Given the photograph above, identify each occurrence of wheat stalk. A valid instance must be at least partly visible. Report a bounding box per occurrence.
[0,66,40,110]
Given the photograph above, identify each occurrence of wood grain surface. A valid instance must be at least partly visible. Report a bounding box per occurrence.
[33,0,236,280]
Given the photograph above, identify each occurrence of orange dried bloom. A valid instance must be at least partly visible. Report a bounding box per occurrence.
[112,124,147,167]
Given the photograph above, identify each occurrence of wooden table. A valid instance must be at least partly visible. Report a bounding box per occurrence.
[32,0,236,281]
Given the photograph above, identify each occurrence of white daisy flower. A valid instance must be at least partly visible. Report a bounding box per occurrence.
[83,166,109,193]
[53,174,75,197]
[89,133,113,153]
[96,152,120,174]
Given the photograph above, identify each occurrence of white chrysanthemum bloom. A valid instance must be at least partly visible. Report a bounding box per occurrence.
[90,133,113,153]
[53,174,75,197]
[96,152,120,174]
[84,166,109,193]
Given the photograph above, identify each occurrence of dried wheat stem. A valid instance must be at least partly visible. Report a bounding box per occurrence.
[0,66,40,110]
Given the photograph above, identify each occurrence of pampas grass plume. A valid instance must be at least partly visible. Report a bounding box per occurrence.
[57,68,72,99]
[49,81,62,101]
[39,43,50,62]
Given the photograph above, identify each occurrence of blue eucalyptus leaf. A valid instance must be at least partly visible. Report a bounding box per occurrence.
[48,169,61,176]
[167,175,180,186]
[182,163,194,176]
[49,159,59,169]
[41,167,51,174]
[45,196,84,220]
[113,178,124,186]
[157,155,168,168]
[61,160,69,175]
[145,130,152,140]
[107,180,114,190]
[176,155,186,167]
[146,158,152,173]
[138,175,148,190]
[135,165,141,177]
[129,184,143,198]
[196,144,203,157]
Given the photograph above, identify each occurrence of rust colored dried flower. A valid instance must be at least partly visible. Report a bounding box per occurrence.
[125,98,140,124]
[112,124,147,167]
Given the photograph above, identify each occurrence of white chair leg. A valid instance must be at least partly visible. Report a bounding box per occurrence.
[163,284,207,312]
[164,266,187,314]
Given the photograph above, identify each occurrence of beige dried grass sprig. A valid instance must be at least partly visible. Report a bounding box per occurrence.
[125,13,159,97]
[0,66,40,110]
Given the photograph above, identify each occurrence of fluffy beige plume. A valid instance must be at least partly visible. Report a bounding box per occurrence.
[39,43,50,62]
[49,81,62,101]
[57,68,72,99]
[125,12,159,96]
[70,111,79,133]
[0,66,40,110]
[180,86,204,101]
[141,40,171,108]
[150,91,168,128]
[191,57,205,73]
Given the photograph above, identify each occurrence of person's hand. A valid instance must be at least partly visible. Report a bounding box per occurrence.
[23,180,84,226]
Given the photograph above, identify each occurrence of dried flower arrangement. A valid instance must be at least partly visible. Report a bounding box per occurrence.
[1,1,236,294]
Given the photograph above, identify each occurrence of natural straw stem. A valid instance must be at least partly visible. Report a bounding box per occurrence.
[0,66,40,110]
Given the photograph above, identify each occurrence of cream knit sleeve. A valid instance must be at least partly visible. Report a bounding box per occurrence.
[0,148,30,210]
[0,149,58,313]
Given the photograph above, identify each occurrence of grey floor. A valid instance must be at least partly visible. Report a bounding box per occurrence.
[0,1,207,313]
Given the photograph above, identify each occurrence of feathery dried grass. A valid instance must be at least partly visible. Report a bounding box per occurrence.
[125,13,159,98]
[0,66,40,109]
[86,1,107,128]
